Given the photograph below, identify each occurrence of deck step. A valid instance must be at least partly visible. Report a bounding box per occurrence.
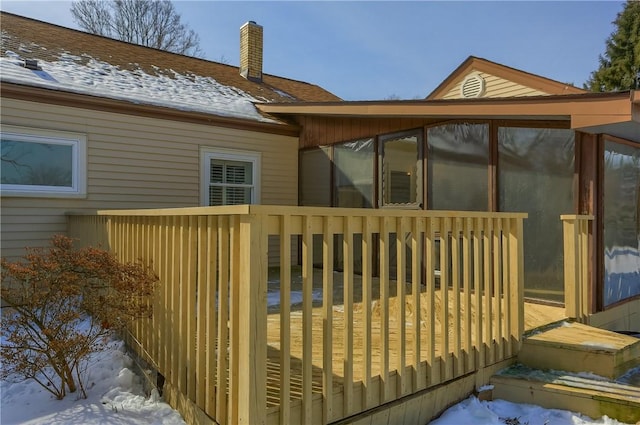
[491,365,640,423]
[518,321,640,379]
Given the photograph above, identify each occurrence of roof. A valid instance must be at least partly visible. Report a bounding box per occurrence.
[426,56,586,100]
[0,12,340,127]
[256,91,640,142]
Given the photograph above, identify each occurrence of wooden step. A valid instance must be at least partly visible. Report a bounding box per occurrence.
[491,365,640,424]
[518,321,640,379]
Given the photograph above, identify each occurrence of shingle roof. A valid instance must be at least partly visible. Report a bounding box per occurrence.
[0,12,341,123]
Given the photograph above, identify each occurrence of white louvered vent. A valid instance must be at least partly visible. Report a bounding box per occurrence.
[460,74,486,98]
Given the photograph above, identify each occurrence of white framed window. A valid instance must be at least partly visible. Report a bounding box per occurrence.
[1,125,87,198]
[200,147,261,206]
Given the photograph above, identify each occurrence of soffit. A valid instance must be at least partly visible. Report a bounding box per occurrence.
[257,92,636,139]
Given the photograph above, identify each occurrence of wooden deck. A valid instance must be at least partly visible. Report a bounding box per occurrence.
[263,269,564,410]
[68,206,582,425]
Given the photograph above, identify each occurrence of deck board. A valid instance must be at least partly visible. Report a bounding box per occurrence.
[262,270,564,409]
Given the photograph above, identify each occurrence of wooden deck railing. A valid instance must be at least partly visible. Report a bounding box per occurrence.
[561,214,594,322]
[68,206,526,425]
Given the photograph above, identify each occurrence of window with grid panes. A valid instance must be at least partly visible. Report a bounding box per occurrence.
[209,159,253,205]
[201,148,260,206]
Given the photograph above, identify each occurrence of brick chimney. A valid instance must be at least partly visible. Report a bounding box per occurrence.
[240,21,263,82]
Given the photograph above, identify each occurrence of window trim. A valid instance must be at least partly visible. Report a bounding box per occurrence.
[200,147,261,206]
[0,125,87,198]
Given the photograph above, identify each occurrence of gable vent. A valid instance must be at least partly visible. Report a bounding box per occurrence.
[460,74,486,98]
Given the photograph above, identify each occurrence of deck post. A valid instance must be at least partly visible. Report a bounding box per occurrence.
[561,215,593,323]
[237,213,268,425]
[508,217,524,350]
[563,217,579,321]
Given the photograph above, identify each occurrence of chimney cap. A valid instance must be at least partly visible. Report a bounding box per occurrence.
[242,20,261,27]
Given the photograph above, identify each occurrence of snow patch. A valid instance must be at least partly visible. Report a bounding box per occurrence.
[0,54,278,123]
[267,288,324,307]
[0,337,185,425]
[431,395,629,425]
[581,341,616,350]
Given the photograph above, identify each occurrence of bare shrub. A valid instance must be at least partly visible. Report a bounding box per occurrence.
[1,235,157,399]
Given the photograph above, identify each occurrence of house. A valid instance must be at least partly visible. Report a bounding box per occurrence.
[2,11,639,425]
[0,12,339,259]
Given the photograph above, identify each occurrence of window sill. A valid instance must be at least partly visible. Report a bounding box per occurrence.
[1,190,88,199]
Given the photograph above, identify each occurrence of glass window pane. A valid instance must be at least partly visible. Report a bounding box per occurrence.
[381,132,421,206]
[603,140,640,306]
[210,161,223,183]
[1,139,73,187]
[226,187,252,205]
[225,161,252,184]
[334,139,374,208]
[498,127,575,303]
[209,186,223,206]
[299,147,331,206]
[211,159,252,185]
[427,123,489,211]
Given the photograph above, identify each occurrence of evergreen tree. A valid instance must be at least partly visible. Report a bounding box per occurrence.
[585,1,640,92]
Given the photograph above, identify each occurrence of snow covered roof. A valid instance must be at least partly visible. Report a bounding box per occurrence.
[0,12,340,125]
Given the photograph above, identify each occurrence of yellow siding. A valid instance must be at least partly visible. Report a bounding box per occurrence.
[442,71,548,99]
[0,98,298,258]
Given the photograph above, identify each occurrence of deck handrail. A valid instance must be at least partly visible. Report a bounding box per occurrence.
[68,206,527,425]
[69,205,527,218]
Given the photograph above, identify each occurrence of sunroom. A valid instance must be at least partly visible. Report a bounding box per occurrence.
[258,90,640,319]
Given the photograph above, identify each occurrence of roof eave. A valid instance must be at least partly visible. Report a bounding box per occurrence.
[1,81,300,137]
[571,91,640,141]
[257,92,632,125]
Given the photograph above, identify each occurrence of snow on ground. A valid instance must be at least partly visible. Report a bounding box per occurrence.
[0,338,185,425]
[431,396,630,425]
[0,337,634,424]
[267,288,324,308]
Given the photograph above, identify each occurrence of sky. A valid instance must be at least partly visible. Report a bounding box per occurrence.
[0,1,625,100]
